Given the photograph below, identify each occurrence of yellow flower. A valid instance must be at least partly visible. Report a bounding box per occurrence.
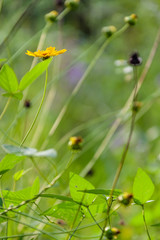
[26,46,67,59]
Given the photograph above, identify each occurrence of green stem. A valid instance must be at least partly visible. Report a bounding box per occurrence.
[80,26,160,179]
[87,206,102,230]
[57,7,70,21]
[99,66,138,240]
[0,215,57,239]
[30,157,50,184]
[142,205,152,240]
[20,69,48,146]
[0,97,11,121]
[41,24,128,150]
[0,153,76,216]
[69,216,85,240]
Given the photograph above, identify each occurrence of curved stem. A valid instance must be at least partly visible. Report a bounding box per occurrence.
[41,24,129,150]
[142,205,152,240]
[80,26,160,179]
[99,66,139,240]
[0,152,76,216]
[0,97,11,121]
[20,69,48,146]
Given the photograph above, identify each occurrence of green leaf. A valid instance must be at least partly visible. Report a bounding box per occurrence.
[0,58,7,63]
[78,189,122,197]
[2,144,57,158]
[42,202,81,224]
[0,154,24,176]
[19,57,52,91]
[14,170,24,181]
[31,177,40,197]
[69,172,96,206]
[0,64,18,93]
[2,91,23,100]
[40,194,74,202]
[0,178,40,208]
[133,168,155,205]
[151,223,160,227]
[13,168,31,181]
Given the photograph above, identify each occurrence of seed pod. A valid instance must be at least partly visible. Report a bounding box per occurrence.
[129,52,142,66]
[45,10,58,23]
[68,136,83,150]
[101,26,117,38]
[105,227,121,239]
[124,13,138,26]
[118,192,133,206]
[132,101,142,113]
[65,0,80,9]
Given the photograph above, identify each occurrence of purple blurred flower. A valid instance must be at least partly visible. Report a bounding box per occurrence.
[67,63,86,85]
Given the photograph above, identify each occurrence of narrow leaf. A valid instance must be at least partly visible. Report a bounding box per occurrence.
[19,57,52,91]
[0,154,24,176]
[78,189,122,197]
[133,168,155,205]
[40,194,74,202]
[0,64,18,92]
[69,172,96,206]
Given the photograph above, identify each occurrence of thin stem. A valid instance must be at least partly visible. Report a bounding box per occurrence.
[0,215,57,239]
[20,69,48,146]
[41,24,128,150]
[0,97,11,121]
[99,66,139,240]
[0,153,76,216]
[80,26,160,179]
[30,7,70,71]
[30,157,50,184]
[69,216,85,240]
[87,206,103,230]
[57,7,70,21]
[142,205,152,240]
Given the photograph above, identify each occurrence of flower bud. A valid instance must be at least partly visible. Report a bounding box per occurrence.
[118,192,133,206]
[68,136,83,151]
[45,10,58,23]
[124,14,137,26]
[132,101,142,113]
[105,227,121,239]
[101,26,117,38]
[65,0,80,9]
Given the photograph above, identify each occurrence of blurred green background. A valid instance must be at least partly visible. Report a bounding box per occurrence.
[0,0,160,239]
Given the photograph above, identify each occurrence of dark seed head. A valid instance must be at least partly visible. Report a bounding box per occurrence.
[129,52,142,66]
[24,100,31,109]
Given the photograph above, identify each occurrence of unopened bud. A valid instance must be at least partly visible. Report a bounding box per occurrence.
[68,136,83,151]
[105,227,121,239]
[65,0,80,9]
[132,101,142,113]
[118,192,133,206]
[45,10,58,23]
[101,26,117,38]
[124,14,138,26]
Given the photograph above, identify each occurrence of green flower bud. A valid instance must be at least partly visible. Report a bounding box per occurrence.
[68,136,83,151]
[105,227,121,239]
[101,26,117,38]
[124,14,138,26]
[45,10,58,23]
[118,192,133,206]
[65,0,80,9]
[132,101,142,113]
